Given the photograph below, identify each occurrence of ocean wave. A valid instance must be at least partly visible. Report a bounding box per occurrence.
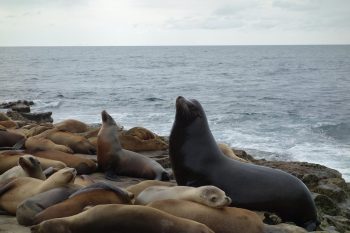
[32,100,63,111]
[312,122,350,143]
[145,97,165,102]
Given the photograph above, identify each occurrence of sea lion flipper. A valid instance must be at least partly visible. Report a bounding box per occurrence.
[0,180,15,196]
[13,138,26,150]
[105,170,119,181]
[43,167,57,177]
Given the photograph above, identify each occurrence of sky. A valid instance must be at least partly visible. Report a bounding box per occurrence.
[0,0,349,46]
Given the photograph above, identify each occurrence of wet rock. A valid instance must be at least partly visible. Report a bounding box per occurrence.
[11,103,30,113]
[315,184,347,203]
[232,148,255,161]
[313,193,341,216]
[0,100,34,109]
[323,215,350,233]
[7,111,53,124]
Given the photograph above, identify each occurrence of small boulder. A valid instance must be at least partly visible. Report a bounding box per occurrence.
[315,184,347,203]
[313,193,341,216]
[323,215,350,233]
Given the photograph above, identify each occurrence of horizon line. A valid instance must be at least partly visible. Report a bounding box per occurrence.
[0,43,350,48]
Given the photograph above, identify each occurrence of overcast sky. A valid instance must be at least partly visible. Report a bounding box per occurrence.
[0,0,349,46]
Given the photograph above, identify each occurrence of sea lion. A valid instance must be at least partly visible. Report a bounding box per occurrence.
[217,143,249,162]
[0,155,45,182]
[45,131,96,154]
[25,137,74,154]
[30,204,214,233]
[26,125,53,137]
[16,186,79,226]
[0,167,76,214]
[0,151,66,174]
[119,127,168,151]
[135,185,231,208]
[0,130,25,148]
[33,182,133,224]
[54,119,89,133]
[148,199,264,233]
[97,110,170,180]
[74,175,96,187]
[0,112,10,121]
[32,150,97,175]
[0,120,18,129]
[126,180,175,197]
[169,96,318,231]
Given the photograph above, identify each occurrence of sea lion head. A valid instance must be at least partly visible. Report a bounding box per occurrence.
[30,219,71,233]
[48,167,77,185]
[175,96,206,127]
[198,185,232,208]
[101,110,117,126]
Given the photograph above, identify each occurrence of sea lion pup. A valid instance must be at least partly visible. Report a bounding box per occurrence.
[126,180,175,197]
[16,186,79,226]
[135,185,231,208]
[0,130,25,148]
[0,155,46,182]
[148,199,264,233]
[54,119,89,133]
[45,131,96,154]
[31,150,97,175]
[169,96,318,231]
[97,110,170,181]
[0,167,76,214]
[25,137,74,154]
[30,204,214,233]
[33,182,133,224]
[0,151,66,174]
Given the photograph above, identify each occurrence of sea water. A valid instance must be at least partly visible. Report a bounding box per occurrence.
[0,45,349,180]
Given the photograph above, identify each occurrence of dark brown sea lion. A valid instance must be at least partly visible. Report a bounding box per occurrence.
[0,155,46,182]
[97,110,170,181]
[31,150,97,175]
[0,130,25,148]
[169,96,318,231]
[16,186,79,226]
[30,204,214,233]
[0,167,76,214]
[33,182,133,224]
[148,199,264,233]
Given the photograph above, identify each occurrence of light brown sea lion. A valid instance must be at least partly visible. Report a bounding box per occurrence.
[217,143,249,163]
[0,155,46,182]
[33,182,133,224]
[30,204,215,233]
[126,180,175,197]
[25,125,53,137]
[54,119,89,133]
[45,131,96,154]
[32,150,97,175]
[148,199,264,233]
[0,130,25,148]
[0,167,77,214]
[119,127,168,151]
[0,151,66,174]
[97,110,170,181]
[0,120,18,129]
[25,137,74,154]
[135,185,231,207]
[16,186,80,226]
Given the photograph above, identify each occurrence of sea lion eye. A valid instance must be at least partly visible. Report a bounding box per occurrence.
[210,196,217,202]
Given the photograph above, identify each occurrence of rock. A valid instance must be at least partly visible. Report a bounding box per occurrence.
[323,215,350,233]
[232,148,255,161]
[11,103,30,113]
[0,112,10,121]
[264,223,307,233]
[313,193,341,216]
[7,111,53,123]
[315,184,347,203]
[0,100,34,109]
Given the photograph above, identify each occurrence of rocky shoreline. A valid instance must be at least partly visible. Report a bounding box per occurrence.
[0,100,349,233]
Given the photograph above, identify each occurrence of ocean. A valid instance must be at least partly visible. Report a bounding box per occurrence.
[0,45,349,181]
